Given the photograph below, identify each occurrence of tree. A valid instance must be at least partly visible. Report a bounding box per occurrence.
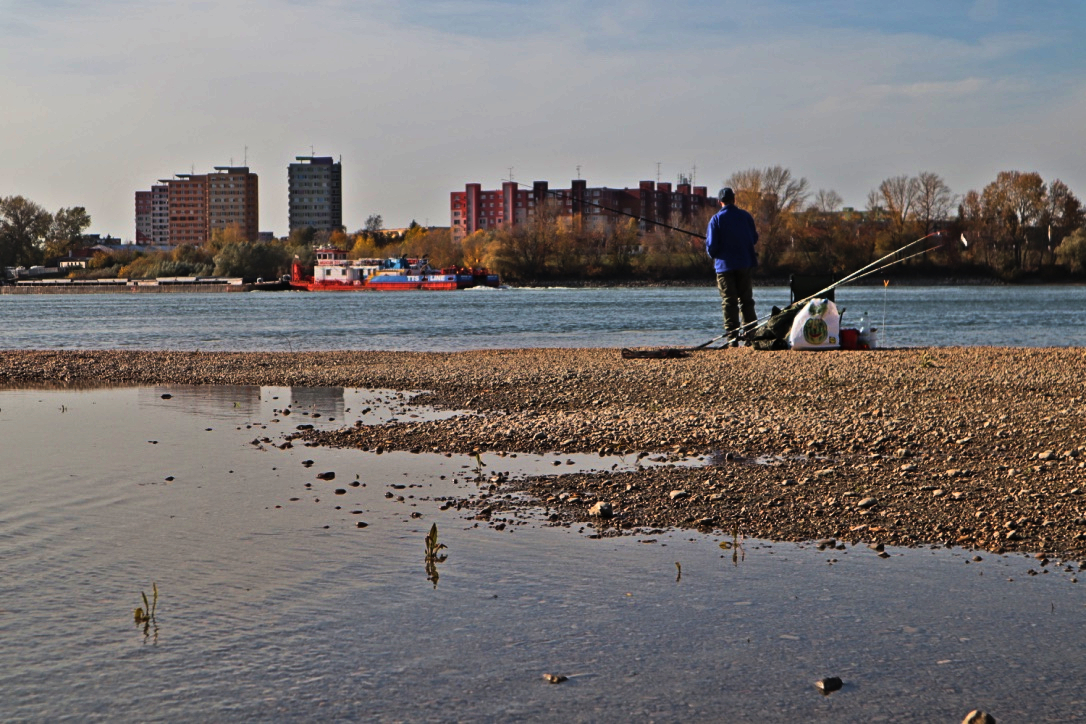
[213,241,288,279]
[724,165,810,270]
[877,175,919,231]
[364,214,384,234]
[913,172,955,235]
[0,196,52,270]
[980,171,1046,271]
[812,189,843,214]
[1055,228,1086,273]
[44,206,92,259]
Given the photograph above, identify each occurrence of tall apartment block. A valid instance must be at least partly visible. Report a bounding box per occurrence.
[450,179,710,240]
[134,184,169,245]
[135,166,258,245]
[288,156,342,232]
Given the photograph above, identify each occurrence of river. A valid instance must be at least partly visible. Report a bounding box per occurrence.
[1,284,1084,351]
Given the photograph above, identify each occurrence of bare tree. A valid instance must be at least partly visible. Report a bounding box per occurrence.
[812,189,843,214]
[913,172,955,235]
[877,175,919,230]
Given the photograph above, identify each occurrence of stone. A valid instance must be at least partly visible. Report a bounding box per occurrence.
[316,471,335,480]
[815,677,842,694]
[1038,450,1056,461]
[589,501,614,519]
[356,521,368,528]
[334,488,346,495]
[857,497,878,509]
[962,711,996,724]
[669,490,689,501]
[900,464,918,473]
[542,673,568,684]
[160,393,172,399]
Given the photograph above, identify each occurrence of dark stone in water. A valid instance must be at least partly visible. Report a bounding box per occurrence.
[301,460,314,467]
[334,489,346,495]
[356,521,368,528]
[316,471,335,480]
[815,676,843,694]
[160,394,172,399]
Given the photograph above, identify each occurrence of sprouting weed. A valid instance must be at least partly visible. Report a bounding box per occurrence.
[133,583,159,642]
[424,524,448,588]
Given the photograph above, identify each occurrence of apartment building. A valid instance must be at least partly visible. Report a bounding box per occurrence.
[135,166,259,245]
[135,184,169,245]
[288,156,342,232]
[450,179,710,239]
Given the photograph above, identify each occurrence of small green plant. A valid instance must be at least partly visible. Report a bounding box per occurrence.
[424,524,448,588]
[134,583,159,641]
[471,452,485,482]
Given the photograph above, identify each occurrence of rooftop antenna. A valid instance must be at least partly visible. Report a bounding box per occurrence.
[692,163,697,186]
[311,144,315,156]
[244,145,248,166]
[576,164,581,180]
[656,162,661,183]
[507,167,514,182]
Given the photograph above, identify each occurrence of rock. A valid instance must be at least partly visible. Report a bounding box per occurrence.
[316,471,335,480]
[334,488,346,495]
[542,673,568,684]
[962,711,996,724]
[669,490,689,501]
[1038,450,1056,461]
[857,497,878,509]
[160,393,172,399]
[868,543,885,552]
[933,489,946,498]
[815,676,842,694]
[900,464,918,473]
[589,501,613,519]
[356,521,368,528]
[781,479,797,486]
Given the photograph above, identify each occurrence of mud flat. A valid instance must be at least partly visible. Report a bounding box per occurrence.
[3,346,1085,556]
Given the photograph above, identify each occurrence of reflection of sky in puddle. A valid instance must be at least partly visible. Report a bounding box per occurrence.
[1,386,1084,722]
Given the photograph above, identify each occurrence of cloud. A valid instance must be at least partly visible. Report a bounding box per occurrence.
[1,0,1084,235]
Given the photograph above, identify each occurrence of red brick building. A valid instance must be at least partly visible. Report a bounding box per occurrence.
[450,179,710,239]
[135,166,258,245]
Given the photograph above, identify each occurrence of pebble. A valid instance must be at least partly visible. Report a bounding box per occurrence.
[542,673,568,684]
[857,497,878,509]
[962,711,996,724]
[589,501,613,519]
[669,490,689,501]
[316,471,335,480]
[815,677,842,694]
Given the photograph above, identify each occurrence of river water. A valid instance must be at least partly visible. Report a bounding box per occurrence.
[2,386,1084,722]
[1,284,1084,350]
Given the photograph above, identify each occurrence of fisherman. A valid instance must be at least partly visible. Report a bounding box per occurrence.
[706,187,759,346]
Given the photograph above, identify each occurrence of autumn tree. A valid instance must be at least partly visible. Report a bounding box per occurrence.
[724,165,810,271]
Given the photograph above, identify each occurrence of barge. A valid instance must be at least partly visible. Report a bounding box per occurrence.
[289,248,500,291]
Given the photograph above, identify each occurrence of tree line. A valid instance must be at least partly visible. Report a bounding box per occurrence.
[4,167,1086,284]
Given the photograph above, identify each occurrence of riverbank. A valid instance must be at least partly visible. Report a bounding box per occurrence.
[3,347,1084,557]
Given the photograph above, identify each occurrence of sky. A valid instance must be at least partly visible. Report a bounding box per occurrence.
[2,0,1084,239]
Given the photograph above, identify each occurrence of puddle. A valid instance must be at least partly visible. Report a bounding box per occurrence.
[1,386,1084,722]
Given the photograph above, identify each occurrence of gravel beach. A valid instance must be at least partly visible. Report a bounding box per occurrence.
[4,347,1085,557]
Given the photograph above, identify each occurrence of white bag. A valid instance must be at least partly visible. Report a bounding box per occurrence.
[789,298,840,350]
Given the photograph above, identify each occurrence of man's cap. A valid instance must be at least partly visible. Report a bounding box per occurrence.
[718,187,735,204]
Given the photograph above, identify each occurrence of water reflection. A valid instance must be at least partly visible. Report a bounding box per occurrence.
[289,386,345,420]
[144,385,262,419]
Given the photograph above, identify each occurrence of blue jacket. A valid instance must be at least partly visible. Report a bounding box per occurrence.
[705,204,759,274]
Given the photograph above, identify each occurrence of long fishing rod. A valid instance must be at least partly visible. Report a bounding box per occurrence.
[693,233,943,349]
[510,181,707,240]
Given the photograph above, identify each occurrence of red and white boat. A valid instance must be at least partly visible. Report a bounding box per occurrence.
[289,248,500,291]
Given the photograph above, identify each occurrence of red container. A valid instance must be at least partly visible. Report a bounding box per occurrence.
[840,328,859,350]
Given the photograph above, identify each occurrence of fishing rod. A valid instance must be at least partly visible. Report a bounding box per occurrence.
[510,181,707,240]
[693,233,943,349]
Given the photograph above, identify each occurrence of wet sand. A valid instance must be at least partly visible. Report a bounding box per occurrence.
[3,347,1085,557]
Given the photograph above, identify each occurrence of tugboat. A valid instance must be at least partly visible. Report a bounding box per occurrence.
[289,248,500,291]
